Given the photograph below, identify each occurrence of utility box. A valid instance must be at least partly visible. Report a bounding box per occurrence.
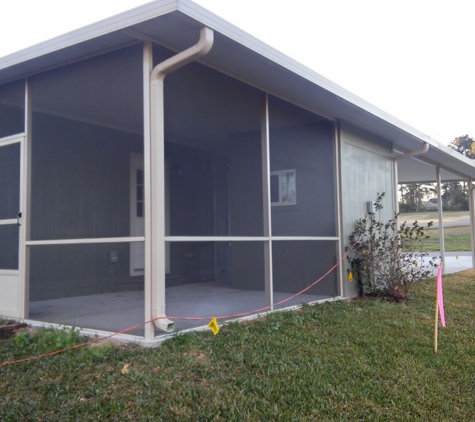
[367,201,375,214]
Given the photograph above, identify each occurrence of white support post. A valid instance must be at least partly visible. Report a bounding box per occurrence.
[334,120,344,297]
[18,79,32,318]
[436,166,445,274]
[261,93,273,307]
[143,41,154,340]
[468,178,475,268]
[150,61,168,333]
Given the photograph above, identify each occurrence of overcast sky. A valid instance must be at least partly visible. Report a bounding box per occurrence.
[0,0,473,146]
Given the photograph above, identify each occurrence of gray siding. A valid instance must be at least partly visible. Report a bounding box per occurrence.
[340,122,394,297]
[30,113,143,300]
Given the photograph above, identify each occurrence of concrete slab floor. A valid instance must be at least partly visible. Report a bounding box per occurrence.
[29,280,328,336]
[28,254,473,337]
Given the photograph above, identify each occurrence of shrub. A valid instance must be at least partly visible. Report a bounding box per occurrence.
[347,192,437,302]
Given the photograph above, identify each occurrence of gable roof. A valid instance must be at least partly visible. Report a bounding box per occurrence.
[1,0,473,183]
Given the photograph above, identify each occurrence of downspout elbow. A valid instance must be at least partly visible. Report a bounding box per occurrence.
[394,141,429,162]
[151,26,214,84]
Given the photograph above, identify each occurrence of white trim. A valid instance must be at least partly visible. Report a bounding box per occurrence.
[164,236,338,242]
[0,269,19,276]
[261,93,273,308]
[0,133,24,147]
[269,237,338,241]
[143,41,154,340]
[0,0,178,71]
[335,121,344,297]
[0,219,16,225]
[26,237,145,246]
[0,133,24,319]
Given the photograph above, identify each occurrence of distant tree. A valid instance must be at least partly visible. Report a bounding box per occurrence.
[442,181,468,211]
[399,183,436,211]
[444,135,473,211]
[449,134,475,159]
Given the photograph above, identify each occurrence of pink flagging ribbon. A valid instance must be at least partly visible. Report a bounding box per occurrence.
[437,265,446,327]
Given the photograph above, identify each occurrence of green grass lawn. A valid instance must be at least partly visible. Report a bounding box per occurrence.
[2,271,475,420]
[424,225,472,251]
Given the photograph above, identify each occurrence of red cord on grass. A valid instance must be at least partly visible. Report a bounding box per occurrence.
[1,242,357,367]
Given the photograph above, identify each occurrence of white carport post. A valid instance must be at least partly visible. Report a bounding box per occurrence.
[436,165,445,274]
[468,178,475,268]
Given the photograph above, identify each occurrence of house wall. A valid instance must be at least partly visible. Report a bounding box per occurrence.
[340,122,394,297]
[29,113,143,300]
[166,142,229,284]
[227,131,266,291]
[270,121,336,237]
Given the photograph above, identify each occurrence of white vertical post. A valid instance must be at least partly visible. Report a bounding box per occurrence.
[468,178,475,268]
[334,120,344,296]
[436,166,445,274]
[19,78,32,318]
[150,61,168,332]
[261,93,273,307]
[393,159,400,214]
[143,42,154,340]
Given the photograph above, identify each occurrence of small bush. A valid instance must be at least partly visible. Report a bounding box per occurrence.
[12,326,83,357]
[347,192,437,302]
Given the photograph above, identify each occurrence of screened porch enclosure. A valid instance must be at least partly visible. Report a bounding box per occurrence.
[0,42,340,336]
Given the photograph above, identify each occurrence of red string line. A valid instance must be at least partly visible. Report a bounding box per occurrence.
[1,242,357,367]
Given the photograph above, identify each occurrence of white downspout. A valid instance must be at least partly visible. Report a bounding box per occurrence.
[393,142,429,214]
[150,27,214,332]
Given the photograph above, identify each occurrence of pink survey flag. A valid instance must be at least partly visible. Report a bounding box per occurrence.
[437,265,446,327]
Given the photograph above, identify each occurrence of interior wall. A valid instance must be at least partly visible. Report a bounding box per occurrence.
[28,45,144,301]
[270,121,336,237]
[29,114,143,300]
[272,241,337,296]
[340,122,394,297]
[161,41,264,289]
[30,113,143,241]
[30,243,142,301]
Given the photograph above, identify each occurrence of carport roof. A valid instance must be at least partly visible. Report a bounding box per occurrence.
[1,0,473,183]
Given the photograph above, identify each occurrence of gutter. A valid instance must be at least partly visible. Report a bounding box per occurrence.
[150,27,214,332]
[393,142,429,214]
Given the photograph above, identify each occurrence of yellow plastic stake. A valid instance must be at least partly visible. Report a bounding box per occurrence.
[348,271,353,282]
[207,317,220,335]
[456,254,459,260]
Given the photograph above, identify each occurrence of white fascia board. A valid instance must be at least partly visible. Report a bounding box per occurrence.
[0,0,179,70]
